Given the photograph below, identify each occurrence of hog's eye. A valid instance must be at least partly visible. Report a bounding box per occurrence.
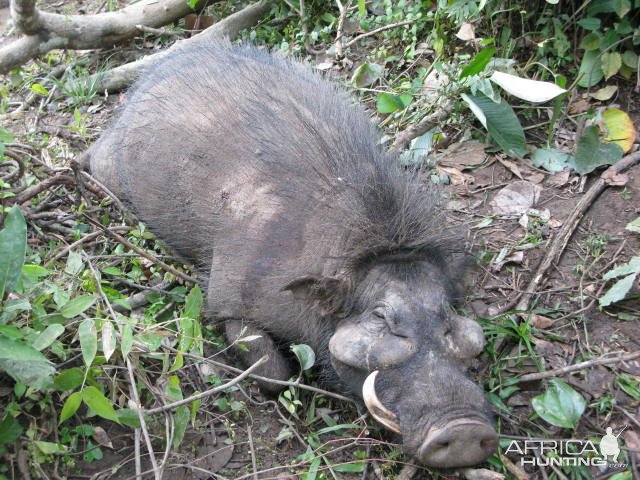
[372,306,386,319]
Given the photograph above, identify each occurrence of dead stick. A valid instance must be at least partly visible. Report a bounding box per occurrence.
[14,174,75,204]
[44,225,130,267]
[500,453,529,480]
[248,426,259,480]
[84,219,198,284]
[343,19,416,49]
[160,345,354,403]
[516,351,640,382]
[144,356,268,414]
[510,151,640,312]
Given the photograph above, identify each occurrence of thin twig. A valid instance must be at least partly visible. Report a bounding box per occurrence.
[44,225,131,267]
[144,356,268,414]
[499,453,530,480]
[343,19,416,49]
[168,348,354,403]
[247,426,258,480]
[516,351,640,382]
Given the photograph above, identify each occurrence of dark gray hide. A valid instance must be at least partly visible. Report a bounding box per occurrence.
[87,44,497,468]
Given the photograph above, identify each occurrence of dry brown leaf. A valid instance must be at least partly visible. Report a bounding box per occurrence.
[530,314,553,329]
[436,165,473,186]
[497,157,523,179]
[436,141,487,169]
[570,98,591,114]
[525,172,545,184]
[624,430,640,451]
[601,170,629,186]
[490,181,542,215]
[492,251,524,272]
[547,170,571,187]
[92,426,113,449]
[456,22,476,41]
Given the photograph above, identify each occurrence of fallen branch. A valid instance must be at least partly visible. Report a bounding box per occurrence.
[13,174,75,204]
[0,0,209,73]
[506,150,640,313]
[391,102,454,153]
[144,355,268,414]
[516,350,640,383]
[94,0,272,92]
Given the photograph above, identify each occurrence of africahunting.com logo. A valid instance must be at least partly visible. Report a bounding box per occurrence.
[504,428,628,467]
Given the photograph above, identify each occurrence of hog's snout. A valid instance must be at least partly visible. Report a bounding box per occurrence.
[417,419,498,468]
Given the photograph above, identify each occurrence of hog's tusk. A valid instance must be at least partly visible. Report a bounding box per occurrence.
[362,370,401,434]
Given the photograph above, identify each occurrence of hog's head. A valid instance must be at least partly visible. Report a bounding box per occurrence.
[286,259,497,468]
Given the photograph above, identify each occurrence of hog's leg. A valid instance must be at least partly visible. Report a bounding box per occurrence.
[223,319,291,395]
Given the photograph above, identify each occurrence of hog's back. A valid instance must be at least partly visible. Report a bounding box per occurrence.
[89,44,382,323]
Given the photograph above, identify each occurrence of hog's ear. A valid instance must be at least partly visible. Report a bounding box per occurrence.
[282,275,351,316]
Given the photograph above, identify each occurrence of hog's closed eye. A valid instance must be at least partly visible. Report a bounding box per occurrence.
[372,307,386,319]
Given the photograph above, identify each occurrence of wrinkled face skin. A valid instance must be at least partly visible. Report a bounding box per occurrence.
[328,261,498,468]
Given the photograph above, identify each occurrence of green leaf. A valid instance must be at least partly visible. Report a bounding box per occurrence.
[102,266,123,276]
[59,295,96,319]
[0,336,55,387]
[603,256,640,280]
[120,323,133,358]
[30,83,49,95]
[577,17,601,31]
[59,391,83,424]
[376,92,411,113]
[599,273,637,307]
[78,318,97,367]
[64,251,84,276]
[172,406,190,449]
[32,324,65,351]
[531,148,573,172]
[184,285,203,321]
[461,93,526,157]
[22,264,49,281]
[573,126,623,175]
[34,441,66,454]
[531,379,586,428]
[616,373,640,400]
[613,0,631,16]
[290,344,315,371]
[52,367,84,391]
[334,463,365,473]
[601,52,622,79]
[116,408,141,429]
[579,32,602,50]
[0,414,23,447]
[0,206,27,299]
[82,386,119,423]
[626,217,640,233]
[578,50,604,87]
[622,50,638,70]
[460,46,496,78]
[351,63,384,88]
[358,0,366,16]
